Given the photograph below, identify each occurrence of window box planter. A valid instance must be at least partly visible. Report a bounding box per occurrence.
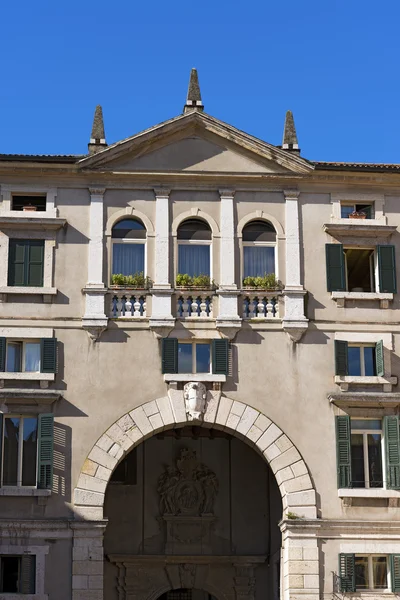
[109,285,149,292]
[175,286,217,292]
[349,211,367,219]
[242,287,282,293]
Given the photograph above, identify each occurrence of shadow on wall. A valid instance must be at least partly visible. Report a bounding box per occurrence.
[56,224,89,245]
[389,350,400,391]
[304,291,326,321]
[99,322,130,343]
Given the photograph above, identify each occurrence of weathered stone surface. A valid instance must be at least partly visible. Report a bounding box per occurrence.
[156,396,174,425]
[74,489,105,507]
[82,459,98,477]
[236,406,259,435]
[73,560,103,576]
[77,475,108,494]
[88,446,118,470]
[215,396,233,426]
[256,424,282,452]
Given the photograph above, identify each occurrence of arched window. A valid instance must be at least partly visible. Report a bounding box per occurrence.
[177,219,212,278]
[242,220,276,279]
[111,218,146,278]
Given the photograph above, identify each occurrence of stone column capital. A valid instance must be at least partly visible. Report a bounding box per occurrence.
[283,189,300,200]
[153,187,171,198]
[89,187,106,196]
[219,189,235,198]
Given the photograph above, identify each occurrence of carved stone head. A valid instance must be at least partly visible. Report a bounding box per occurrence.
[183,381,207,421]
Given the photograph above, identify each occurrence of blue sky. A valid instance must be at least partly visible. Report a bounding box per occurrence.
[0,1,397,162]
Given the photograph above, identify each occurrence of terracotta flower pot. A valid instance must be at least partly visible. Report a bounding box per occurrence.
[23,205,37,212]
[350,212,366,219]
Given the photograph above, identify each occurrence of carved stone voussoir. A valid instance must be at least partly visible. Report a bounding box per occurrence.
[184,381,207,420]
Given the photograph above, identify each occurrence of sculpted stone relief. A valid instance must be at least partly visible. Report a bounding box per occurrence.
[184,382,207,421]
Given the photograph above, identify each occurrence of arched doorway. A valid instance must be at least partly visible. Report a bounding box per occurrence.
[104,426,282,600]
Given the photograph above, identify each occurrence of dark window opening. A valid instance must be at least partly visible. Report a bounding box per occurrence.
[1,556,19,593]
[12,195,46,212]
[341,204,374,219]
[112,218,146,240]
[345,248,374,292]
[177,219,212,241]
[242,219,276,242]
[110,448,137,485]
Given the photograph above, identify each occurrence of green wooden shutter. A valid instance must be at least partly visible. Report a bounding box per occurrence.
[326,244,346,292]
[40,338,57,373]
[0,338,6,372]
[37,413,54,490]
[339,553,355,592]
[375,340,384,377]
[336,416,352,488]
[390,555,400,593]
[335,340,348,376]
[8,239,27,286]
[212,339,229,375]
[27,240,44,286]
[20,555,36,594]
[378,245,397,293]
[161,338,178,374]
[384,415,400,490]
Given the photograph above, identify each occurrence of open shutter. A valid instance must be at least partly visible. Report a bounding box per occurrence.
[326,244,345,292]
[20,555,36,594]
[384,415,400,490]
[37,413,54,490]
[27,240,44,286]
[0,338,6,372]
[390,555,400,593]
[378,245,397,293]
[161,338,178,374]
[8,239,27,286]
[212,339,229,375]
[339,553,355,592]
[40,338,57,373]
[375,340,384,377]
[335,340,348,376]
[336,416,352,488]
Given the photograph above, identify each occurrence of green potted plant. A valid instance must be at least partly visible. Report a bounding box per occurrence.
[175,274,216,289]
[242,273,283,290]
[110,272,151,289]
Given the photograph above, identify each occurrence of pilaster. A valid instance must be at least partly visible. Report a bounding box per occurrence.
[216,189,241,338]
[281,520,319,600]
[82,188,108,341]
[71,520,107,600]
[282,190,308,342]
[149,188,175,337]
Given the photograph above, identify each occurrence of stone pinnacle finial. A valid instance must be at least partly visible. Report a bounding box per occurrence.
[88,105,107,155]
[282,110,299,152]
[183,68,204,113]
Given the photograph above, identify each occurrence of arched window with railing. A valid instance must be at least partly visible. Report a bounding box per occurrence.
[177,219,212,285]
[111,218,146,285]
[242,220,277,283]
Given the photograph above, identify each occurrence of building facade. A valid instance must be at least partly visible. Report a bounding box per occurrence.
[0,69,399,600]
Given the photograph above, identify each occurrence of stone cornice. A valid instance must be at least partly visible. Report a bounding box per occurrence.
[281,518,400,536]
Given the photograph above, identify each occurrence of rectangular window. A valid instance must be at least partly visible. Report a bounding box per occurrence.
[178,244,210,278]
[355,555,387,590]
[11,195,46,212]
[112,243,145,277]
[3,416,38,487]
[0,555,36,594]
[344,248,375,292]
[6,341,41,373]
[350,419,383,488]
[243,246,275,278]
[178,342,211,374]
[348,345,376,376]
[8,239,44,287]
[341,203,374,219]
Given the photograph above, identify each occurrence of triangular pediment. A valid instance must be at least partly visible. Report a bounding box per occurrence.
[78,111,313,176]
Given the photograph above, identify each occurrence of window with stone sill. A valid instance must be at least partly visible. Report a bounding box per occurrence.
[111,218,147,284]
[326,244,396,294]
[11,195,46,213]
[0,337,57,376]
[335,341,383,378]
[340,202,375,219]
[242,220,277,283]
[177,218,212,280]
[0,413,54,490]
[336,415,400,491]
[0,554,35,594]
[161,338,229,375]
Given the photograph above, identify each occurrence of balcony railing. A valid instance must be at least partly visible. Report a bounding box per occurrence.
[241,292,281,319]
[109,289,147,318]
[176,291,214,318]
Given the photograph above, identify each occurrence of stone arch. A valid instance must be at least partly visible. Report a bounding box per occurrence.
[147,583,230,600]
[172,208,220,237]
[74,395,316,521]
[237,211,284,238]
[105,206,155,236]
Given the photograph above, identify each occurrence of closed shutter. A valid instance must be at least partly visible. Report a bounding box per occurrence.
[8,240,27,286]
[40,338,57,373]
[27,240,44,286]
[37,413,54,490]
[375,340,384,377]
[212,339,229,375]
[326,244,346,292]
[20,555,36,594]
[378,245,397,293]
[390,555,400,593]
[384,415,400,490]
[336,416,352,488]
[339,553,355,592]
[335,340,348,376]
[0,338,6,372]
[161,338,178,374]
